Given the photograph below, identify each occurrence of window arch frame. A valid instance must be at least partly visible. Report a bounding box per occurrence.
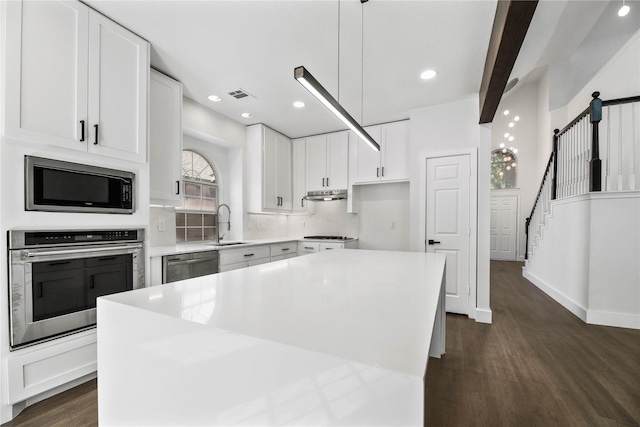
[491,148,518,190]
[176,149,221,242]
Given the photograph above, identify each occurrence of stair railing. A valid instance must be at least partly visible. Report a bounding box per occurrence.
[525,91,640,260]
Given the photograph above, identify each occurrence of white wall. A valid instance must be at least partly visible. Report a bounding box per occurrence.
[149,98,247,246]
[355,182,410,251]
[568,29,640,118]
[491,80,542,260]
[409,96,490,322]
[524,193,640,329]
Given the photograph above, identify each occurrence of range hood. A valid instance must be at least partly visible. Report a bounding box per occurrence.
[303,189,347,201]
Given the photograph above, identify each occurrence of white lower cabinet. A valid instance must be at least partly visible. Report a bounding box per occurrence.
[7,332,96,404]
[298,240,358,255]
[218,245,271,272]
[270,242,297,261]
[298,242,320,255]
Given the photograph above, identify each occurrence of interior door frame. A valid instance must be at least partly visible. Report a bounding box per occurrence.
[419,148,478,319]
[490,192,520,261]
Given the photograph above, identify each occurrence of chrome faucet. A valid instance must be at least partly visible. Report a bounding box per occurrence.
[217,203,231,235]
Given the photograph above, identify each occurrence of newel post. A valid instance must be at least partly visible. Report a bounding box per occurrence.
[551,128,559,200]
[589,91,602,192]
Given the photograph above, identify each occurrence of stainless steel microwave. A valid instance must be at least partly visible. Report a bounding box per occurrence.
[25,156,135,214]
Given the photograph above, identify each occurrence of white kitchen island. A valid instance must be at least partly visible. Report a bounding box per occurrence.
[97,249,446,426]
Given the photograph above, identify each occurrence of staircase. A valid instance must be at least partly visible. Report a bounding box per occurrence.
[523,93,640,330]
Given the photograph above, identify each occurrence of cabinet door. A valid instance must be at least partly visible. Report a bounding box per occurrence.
[326,131,349,189]
[150,70,183,205]
[353,126,382,183]
[306,135,328,191]
[87,11,148,163]
[262,128,279,210]
[276,136,292,210]
[381,121,410,181]
[291,139,308,212]
[4,0,89,148]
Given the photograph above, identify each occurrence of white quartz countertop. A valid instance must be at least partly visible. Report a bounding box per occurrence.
[102,249,445,376]
[148,237,300,257]
[98,249,446,426]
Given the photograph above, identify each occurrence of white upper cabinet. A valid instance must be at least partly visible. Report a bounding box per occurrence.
[306,131,349,191]
[247,124,292,213]
[291,138,308,212]
[149,70,182,205]
[87,11,148,163]
[4,0,149,163]
[350,121,409,184]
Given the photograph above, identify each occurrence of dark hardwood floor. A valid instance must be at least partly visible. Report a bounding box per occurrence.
[4,261,639,426]
[425,261,640,426]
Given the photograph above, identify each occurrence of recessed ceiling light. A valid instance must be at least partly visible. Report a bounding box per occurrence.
[420,69,437,80]
[514,116,520,121]
[293,101,305,108]
[503,110,510,115]
[208,95,222,102]
[618,3,630,17]
[241,113,253,119]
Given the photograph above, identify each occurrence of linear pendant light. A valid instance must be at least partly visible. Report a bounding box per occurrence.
[294,66,380,152]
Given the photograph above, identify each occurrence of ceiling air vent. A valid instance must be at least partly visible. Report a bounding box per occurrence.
[228,89,255,100]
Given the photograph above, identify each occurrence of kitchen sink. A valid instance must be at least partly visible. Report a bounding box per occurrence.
[210,241,251,247]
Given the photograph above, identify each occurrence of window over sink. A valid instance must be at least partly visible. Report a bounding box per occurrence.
[176,150,218,242]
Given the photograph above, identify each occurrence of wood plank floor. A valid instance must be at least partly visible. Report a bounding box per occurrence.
[3,261,639,426]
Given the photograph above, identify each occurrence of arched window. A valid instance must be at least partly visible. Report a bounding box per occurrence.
[491,148,517,189]
[176,150,219,242]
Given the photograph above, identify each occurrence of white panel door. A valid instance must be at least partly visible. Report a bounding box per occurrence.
[88,10,148,163]
[490,196,518,260]
[426,155,471,315]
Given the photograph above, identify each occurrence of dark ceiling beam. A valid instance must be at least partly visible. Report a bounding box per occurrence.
[479,0,538,124]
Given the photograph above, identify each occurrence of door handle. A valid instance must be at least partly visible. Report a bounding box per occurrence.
[80,120,85,142]
[428,239,441,245]
[93,124,99,145]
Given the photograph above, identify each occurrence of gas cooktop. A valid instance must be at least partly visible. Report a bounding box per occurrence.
[303,235,353,240]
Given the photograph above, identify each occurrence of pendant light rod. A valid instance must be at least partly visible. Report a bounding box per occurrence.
[294,66,380,152]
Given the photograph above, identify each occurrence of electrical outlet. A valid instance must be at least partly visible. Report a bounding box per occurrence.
[158,219,166,232]
[391,221,397,229]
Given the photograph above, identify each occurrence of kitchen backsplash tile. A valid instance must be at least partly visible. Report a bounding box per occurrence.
[245,200,358,240]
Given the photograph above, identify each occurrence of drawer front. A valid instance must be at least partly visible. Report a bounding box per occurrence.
[320,243,344,251]
[270,242,297,258]
[271,253,297,262]
[219,245,270,266]
[297,242,319,255]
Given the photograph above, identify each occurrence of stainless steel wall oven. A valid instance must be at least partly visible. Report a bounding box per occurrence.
[8,229,144,349]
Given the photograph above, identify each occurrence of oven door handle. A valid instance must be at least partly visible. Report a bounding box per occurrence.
[23,244,142,258]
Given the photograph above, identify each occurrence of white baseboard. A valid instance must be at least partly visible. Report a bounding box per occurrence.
[522,268,588,322]
[587,310,640,330]
[475,308,492,324]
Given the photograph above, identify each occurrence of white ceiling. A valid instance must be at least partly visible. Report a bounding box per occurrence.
[83,0,639,140]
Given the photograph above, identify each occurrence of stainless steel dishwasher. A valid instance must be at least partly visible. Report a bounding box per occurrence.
[162,251,219,284]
